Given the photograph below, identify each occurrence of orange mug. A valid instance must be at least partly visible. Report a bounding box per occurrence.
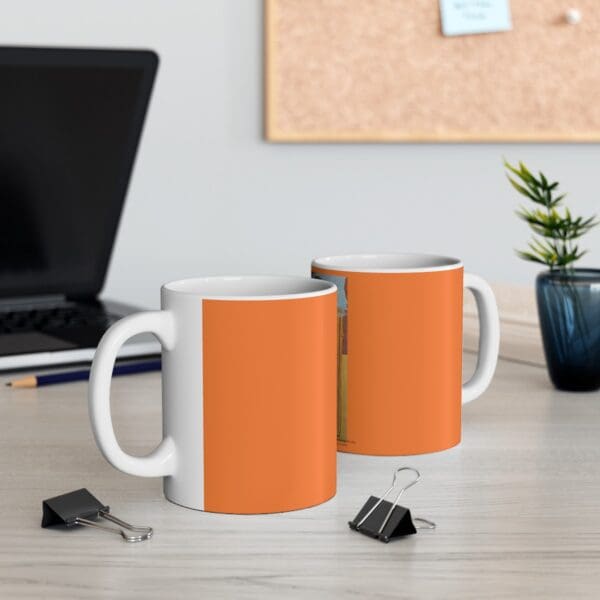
[312,254,500,456]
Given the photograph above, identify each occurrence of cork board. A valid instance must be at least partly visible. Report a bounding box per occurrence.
[265,0,600,142]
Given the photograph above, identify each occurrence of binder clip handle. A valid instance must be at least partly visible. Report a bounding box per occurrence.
[413,517,436,530]
[75,510,153,543]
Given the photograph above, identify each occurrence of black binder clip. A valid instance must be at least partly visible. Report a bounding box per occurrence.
[42,488,153,542]
[348,467,436,543]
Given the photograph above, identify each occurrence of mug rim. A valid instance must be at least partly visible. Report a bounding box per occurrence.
[162,275,337,301]
[311,252,463,273]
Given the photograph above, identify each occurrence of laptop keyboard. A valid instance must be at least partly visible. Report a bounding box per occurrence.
[0,304,120,335]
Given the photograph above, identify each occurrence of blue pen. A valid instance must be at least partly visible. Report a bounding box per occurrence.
[6,360,161,388]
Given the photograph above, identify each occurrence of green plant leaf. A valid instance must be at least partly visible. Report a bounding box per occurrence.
[515,250,548,265]
[507,176,544,204]
[505,160,537,187]
[518,162,539,186]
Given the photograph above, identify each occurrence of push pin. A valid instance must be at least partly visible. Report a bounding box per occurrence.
[349,467,435,543]
[565,8,582,25]
[42,488,153,542]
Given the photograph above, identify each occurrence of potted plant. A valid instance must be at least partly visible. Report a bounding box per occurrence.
[505,160,600,391]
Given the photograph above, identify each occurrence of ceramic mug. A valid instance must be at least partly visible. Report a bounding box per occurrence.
[312,253,500,456]
[88,276,337,513]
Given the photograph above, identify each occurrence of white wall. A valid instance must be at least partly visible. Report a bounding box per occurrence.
[4,1,600,308]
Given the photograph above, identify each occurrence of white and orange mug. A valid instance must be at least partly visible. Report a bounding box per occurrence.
[88,276,337,513]
[312,253,500,456]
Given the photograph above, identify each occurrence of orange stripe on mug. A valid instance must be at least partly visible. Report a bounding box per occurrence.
[202,294,337,513]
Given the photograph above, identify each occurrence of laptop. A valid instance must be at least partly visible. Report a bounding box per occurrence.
[0,47,161,371]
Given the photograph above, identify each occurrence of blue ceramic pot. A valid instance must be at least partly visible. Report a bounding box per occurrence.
[536,269,600,391]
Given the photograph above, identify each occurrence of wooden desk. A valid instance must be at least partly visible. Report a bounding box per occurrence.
[1,356,599,599]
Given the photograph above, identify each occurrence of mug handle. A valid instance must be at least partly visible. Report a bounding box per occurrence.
[462,273,500,404]
[88,311,178,476]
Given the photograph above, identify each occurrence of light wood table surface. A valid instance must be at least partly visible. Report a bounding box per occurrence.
[0,355,599,599]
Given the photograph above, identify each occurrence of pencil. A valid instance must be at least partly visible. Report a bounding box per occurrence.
[6,359,161,388]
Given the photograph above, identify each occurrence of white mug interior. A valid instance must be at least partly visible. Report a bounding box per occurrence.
[312,253,462,273]
[163,275,336,299]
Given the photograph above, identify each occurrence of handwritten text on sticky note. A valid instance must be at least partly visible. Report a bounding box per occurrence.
[439,0,512,36]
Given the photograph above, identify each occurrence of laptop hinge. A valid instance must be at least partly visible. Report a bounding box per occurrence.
[0,295,69,310]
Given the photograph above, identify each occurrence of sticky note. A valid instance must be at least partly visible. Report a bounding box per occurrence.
[439,0,512,36]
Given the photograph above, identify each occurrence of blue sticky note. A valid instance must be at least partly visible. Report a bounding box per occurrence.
[439,0,512,36]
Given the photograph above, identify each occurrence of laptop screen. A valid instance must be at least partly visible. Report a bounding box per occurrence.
[0,48,157,299]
